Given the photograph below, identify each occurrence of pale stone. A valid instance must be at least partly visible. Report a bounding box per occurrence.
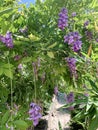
[42,95,71,130]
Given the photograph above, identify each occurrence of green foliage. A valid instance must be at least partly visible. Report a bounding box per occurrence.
[0,63,13,79]
[0,8,13,16]
[0,0,98,129]
[66,79,98,130]
[88,114,98,130]
[14,120,28,130]
[1,110,10,125]
[58,121,63,130]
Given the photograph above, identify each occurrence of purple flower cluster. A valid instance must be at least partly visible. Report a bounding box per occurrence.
[66,57,77,78]
[83,20,93,41]
[72,12,76,17]
[18,64,23,69]
[96,39,98,42]
[29,103,42,126]
[58,8,68,30]
[84,93,89,97]
[84,20,89,27]
[14,55,21,61]
[64,31,82,52]
[85,30,93,41]
[66,92,74,103]
[0,31,13,48]
[65,92,74,110]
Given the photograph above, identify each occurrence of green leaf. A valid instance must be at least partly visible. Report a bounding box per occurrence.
[58,121,63,130]
[1,126,9,130]
[47,51,54,58]
[74,98,88,105]
[72,110,85,121]
[81,52,89,58]
[0,63,13,78]
[14,35,30,42]
[88,79,98,93]
[1,110,10,125]
[3,63,13,69]
[22,57,32,63]
[0,0,3,5]
[14,120,28,130]
[28,34,40,41]
[86,103,92,112]
[0,68,3,75]
[0,8,13,16]
[4,69,13,79]
[88,115,98,130]
[47,42,57,49]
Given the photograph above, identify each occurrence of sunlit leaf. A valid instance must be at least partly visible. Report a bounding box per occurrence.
[4,69,13,79]
[0,68,3,75]
[47,51,54,58]
[1,110,10,125]
[0,8,13,16]
[88,115,98,130]
[14,120,28,130]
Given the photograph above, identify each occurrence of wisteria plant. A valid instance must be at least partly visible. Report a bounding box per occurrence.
[0,0,98,130]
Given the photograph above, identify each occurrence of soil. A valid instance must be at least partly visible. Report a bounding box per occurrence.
[34,119,48,130]
[28,119,47,130]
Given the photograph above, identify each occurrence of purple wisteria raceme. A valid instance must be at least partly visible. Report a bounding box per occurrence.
[0,35,4,41]
[65,92,74,110]
[96,39,98,42]
[18,64,23,70]
[66,92,74,103]
[64,31,82,52]
[72,12,76,17]
[84,20,89,27]
[58,8,68,30]
[0,31,13,48]
[14,55,21,61]
[29,103,42,126]
[66,57,77,78]
[84,93,89,97]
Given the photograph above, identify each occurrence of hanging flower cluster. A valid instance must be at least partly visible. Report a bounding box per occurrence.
[66,57,77,78]
[84,20,89,27]
[18,64,23,70]
[54,87,74,110]
[71,12,76,17]
[96,39,98,42]
[66,92,74,103]
[29,103,42,126]
[0,31,13,48]
[83,20,93,41]
[14,55,21,61]
[65,92,74,110]
[58,8,68,30]
[64,31,82,52]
